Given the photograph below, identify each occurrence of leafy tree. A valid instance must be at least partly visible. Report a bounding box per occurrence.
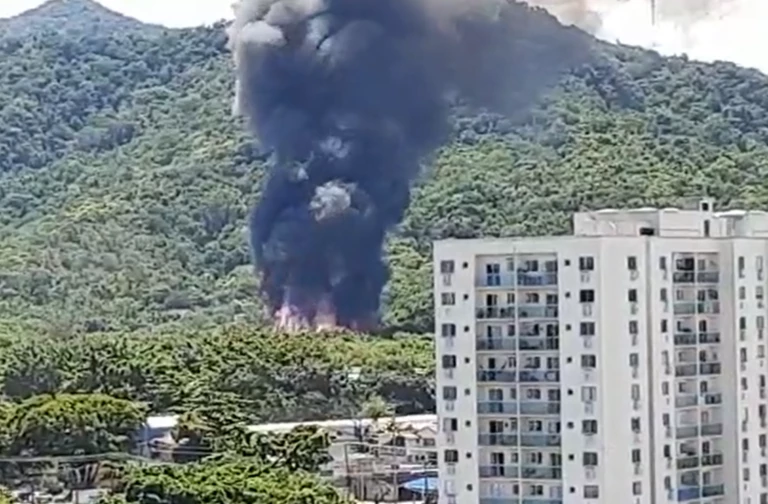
[4,394,145,456]
[120,458,348,504]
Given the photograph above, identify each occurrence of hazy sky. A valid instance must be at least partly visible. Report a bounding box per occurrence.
[1,0,766,72]
[0,0,234,27]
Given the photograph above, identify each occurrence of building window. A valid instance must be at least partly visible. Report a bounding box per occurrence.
[583,452,598,467]
[632,482,642,495]
[443,386,457,400]
[661,382,669,395]
[631,418,641,432]
[659,256,667,271]
[579,290,595,303]
[579,256,595,271]
[581,355,597,369]
[440,260,455,274]
[628,289,638,303]
[627,256,637,270]
[444,449,458,463]
[441,292,456,306]
[441,324,456,337]
[443,418,458,432]
[581,386,597,402]
[661,319,668,333]
[632,449,641,463]
[740,286,746,300]
[582,420,598,435]
[442,355,457,368]
[629,353,639,367]
[584,485,599,499]
[580,322,596,336]
[739,256,746,278]
[758,286,765,300]
[628,320,638,334]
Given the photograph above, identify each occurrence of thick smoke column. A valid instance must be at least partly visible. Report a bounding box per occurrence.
[228,0,592,330]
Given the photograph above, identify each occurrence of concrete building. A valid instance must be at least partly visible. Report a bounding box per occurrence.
[433,199,768,504]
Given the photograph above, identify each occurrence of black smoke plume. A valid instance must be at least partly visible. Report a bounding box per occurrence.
[228,0,593,330]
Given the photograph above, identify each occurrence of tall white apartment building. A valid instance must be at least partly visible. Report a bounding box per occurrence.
[433,199,768,504]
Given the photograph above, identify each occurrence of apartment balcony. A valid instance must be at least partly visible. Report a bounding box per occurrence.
[703,393,722,405]
[702,454,724,467]
[676,426,699,439]
[676,395,698,408]
[477,338,517,351]
[673,302,720,315]
[677,486,701,501]
[676,364,698,377]
[520,466,562,480]
[478,370,517,383]
[479,433,519,447]
[477,306,516,320]
[519,337,559,351]
[701,423,723,437]
[517,272,558,287]
[674,333,697,346]
[521,500,562,504]
[672,271,720,284]
[674,333,721,346]
[700,363,721,375]
[519,401,561,415]
[479,465,520,478]
[480,499,520,504]
[702,484,725,497]
[677,456,700,470]
[699,332,721,344]
[519,434,561,447]
[519,370,560,383]
[518,305,559,319]
[478,401,518,414]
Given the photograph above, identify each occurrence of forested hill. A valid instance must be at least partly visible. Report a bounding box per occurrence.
[3,0,768,336]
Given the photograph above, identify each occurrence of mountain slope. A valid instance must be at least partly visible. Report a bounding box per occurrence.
[0,0,162,38]
[2,3,768,335]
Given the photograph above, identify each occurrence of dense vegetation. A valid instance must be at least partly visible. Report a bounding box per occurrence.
[4,2,768,336]
[0,328,434,421]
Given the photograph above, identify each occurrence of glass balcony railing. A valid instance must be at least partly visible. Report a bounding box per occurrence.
[519,370,560,383]
[517,305,559,319]
[478,401,518,414]
[675,395,698,408]
[702,454,724,467]
[677,456,699,470]
[477,338,517,351]
[700,363,721,375]
[520,466,562,480]
[677,487,700,501]
[675,332,721,345]
[478,371,517,383]
[673,302,720,315]
[479,434,519,446]
[477,272,558,288]
[519,401,561,415]
[477,306,515,320]
[519,337,559,351]
[703,393,722,405]
[479,465,519,478]
[675,364,698,377]
[672,272,720,283]
[676,426,699,439]
[702,484,725,497]
[699,332,721,344]
[674,333,697,345]
[519,434,561,447]
[701,423,723,436]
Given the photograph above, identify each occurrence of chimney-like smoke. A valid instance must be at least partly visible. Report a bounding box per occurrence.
[228,0,592,330]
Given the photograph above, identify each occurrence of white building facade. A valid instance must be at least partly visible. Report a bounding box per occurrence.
[434,200,768,504]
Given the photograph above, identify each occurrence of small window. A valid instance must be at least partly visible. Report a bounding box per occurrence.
[441,324,456,337]
[629,320,638,334]
[661,382,669,395]
[582,420,598,434]
[631,449,641,463]
[628,289,638,303]
[661,319,668,333]
[703,220,710,237]
[739,256,746,277]
[581,355,597,369]
[629,353,639,367]
[579,256,595,271]
[580,290,595,303]
[444,449,458,463]
[443,386,457,400]
[441,292,456,306]
[583,485,599,499]
[659,256,667,270]
[740,286,746,300]
[443,418,458,432]
[583,452,598,466]
[440,260,455,274]
[631,417,641,432]
[627,256,637,270]
[442,355,457,368]
[580,322,596,336]
[632,482,642,496]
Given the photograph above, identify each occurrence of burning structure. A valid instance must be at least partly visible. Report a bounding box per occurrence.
[228,0,592,331]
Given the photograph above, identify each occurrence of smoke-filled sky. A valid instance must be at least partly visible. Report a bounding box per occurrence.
[3,0,768,72]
